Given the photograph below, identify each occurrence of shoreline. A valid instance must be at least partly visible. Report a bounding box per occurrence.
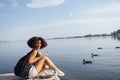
[0,34,117,42]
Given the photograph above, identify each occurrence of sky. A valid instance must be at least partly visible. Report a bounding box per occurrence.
[0,0,120,41]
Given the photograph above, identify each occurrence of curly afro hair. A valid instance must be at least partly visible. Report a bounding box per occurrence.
[27,36,47,49]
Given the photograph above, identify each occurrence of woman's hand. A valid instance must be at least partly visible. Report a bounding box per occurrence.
[43,54,48,56]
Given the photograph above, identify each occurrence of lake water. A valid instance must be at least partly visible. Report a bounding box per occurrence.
[0,36,120,80]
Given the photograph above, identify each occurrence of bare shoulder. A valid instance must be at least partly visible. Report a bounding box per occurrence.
[29,50,38,59]
[30,50,38,55]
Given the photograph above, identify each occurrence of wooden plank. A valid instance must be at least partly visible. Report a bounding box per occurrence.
[0,70,60,80]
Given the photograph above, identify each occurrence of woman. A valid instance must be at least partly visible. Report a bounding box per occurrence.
[27,36,65,78]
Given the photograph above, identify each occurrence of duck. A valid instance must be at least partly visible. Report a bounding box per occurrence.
[83,59,92,64]
[115,46,120,49]
[91,53,98,56]
[97,47,102,49]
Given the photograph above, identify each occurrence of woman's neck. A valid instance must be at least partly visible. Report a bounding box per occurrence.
[33,48,39,51]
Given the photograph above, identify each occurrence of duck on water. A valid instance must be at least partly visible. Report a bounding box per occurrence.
[83,59,92,64]
[91,53,98,58]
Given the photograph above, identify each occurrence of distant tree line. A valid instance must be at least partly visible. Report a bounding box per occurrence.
[48,29,120,40]
[111,29,120,36]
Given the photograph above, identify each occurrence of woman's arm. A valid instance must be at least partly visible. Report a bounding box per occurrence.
[36,52,42,57]
[28,50,41,65]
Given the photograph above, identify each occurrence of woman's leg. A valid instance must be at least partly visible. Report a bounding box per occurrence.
[34,55,58,74]
[40,63,49,74]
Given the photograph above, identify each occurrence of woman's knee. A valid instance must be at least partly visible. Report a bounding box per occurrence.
[42,55,48,60]
[44,64,49,69]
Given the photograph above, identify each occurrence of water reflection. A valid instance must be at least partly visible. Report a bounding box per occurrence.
[1,37,120,80]
[111,35,120,41]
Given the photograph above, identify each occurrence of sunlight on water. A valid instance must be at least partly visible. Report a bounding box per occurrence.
[0,36,120,80]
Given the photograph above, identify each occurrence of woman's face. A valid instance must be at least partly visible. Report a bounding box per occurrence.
[34,40,42,49]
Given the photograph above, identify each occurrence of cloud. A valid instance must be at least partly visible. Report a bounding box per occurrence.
[31,17,120,29]
[26,0,66,8]
[69,12,73,17]
[0,14,9,16]
[0,3,5,8]
[9,0,18,7]
[85,3,120,14]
